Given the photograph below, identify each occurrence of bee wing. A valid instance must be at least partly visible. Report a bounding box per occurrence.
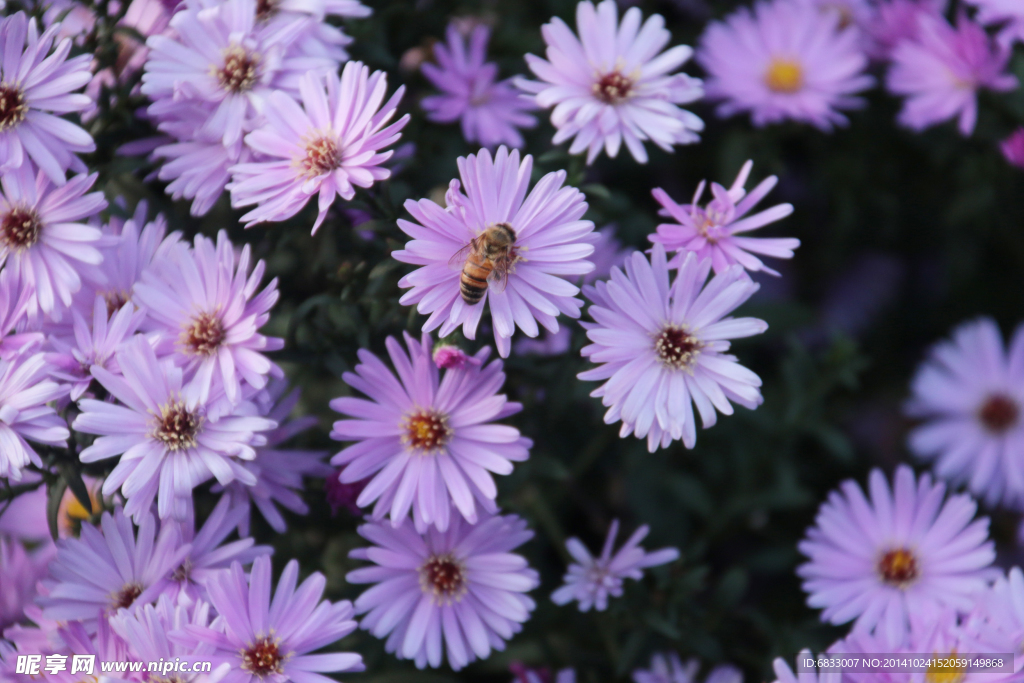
[492,257,513,293]
[448,241,475,271]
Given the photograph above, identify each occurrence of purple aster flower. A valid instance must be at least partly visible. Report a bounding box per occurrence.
[887,13,1017,136]
[769,651,840,683]
[834,605,1012,678]
[167,496,272,604]
[516,0,704,164]
[866,0,945,61]
[963,0,1024,48]
[0,352,69,480]
[141,0,335,149]
[134,230,283,405]
[797,465,997,637]
[578,245,767,452]
[174,555,363,683]
[44,297,145,400]
[421,23,537,149]
[698,0,874,130]
[512,664,577,683]
[649,160,798,276]
[633,654,742,683]
[0,12,95,185]
[347,512,539,670]
[214,381,330,534]
[38,507,190,628]
[0,536,53,631]
[72,336,277,522]
[1001,128,1024,169]
[972,567,1024,663]
[393,146,595,358]
[0,164,107,320]
[109,595,229,683]
[552,519,678,612]
[905,318,1024,510]
[228,62,409,233]
[330,332,531,531]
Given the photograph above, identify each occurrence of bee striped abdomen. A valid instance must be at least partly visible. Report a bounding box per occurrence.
[460,253,492,304]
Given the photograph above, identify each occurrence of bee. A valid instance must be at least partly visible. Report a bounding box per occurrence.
[450,223,518,305]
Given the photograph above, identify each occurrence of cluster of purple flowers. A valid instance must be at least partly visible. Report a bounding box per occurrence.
[2,0,1023,675]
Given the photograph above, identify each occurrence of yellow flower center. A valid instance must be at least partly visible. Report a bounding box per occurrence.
[765,58,804,93]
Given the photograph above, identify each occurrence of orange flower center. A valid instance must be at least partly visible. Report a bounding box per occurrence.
[877,547,918,588]
[401,409,452,453]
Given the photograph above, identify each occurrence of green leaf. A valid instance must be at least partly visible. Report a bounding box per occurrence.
[47,478,68,542]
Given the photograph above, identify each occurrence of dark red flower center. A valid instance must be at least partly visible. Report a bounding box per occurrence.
[102,289,131,316]
[255,0,278,20]
[183,311,226,357]
[111,582,143,610]
[0,84,27,131]
[153,401,203,452]
[654,324,703,370]
[978,394,1019,433]
[593,71,633,104]
[216,46,260,93]
[0,207,42,251]
[401,409,452,453]
[419,553,467,603]
[877,547,918,588]
[241,636,284,677]
[300,137,342,178]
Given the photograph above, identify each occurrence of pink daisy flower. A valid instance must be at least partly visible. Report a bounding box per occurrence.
[905,318,1024,510]
[552,519,678,612]
[0,352,69,480]
[887,12,1017,136]
[393,146,595,358]
[963,0,1024,48]
[698,0,874,130]
[228,62,409,233]
[1001,128,1024,168]
[797,465,997,637]
[0,164,107,319]
[578,245,767,452]
[174,556,364,683]
[0,12,95,185]
[516,0,704,164]
[330,332,531,531]
[649,160,798,276]
[38,507,190,628]
[421,23,537,149]
[72,336,277,522]
[141,0,336,149]
[346,512,539,670]
[133,230,283,406]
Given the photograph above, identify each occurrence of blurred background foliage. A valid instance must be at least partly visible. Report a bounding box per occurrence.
[27,0,1024,678]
